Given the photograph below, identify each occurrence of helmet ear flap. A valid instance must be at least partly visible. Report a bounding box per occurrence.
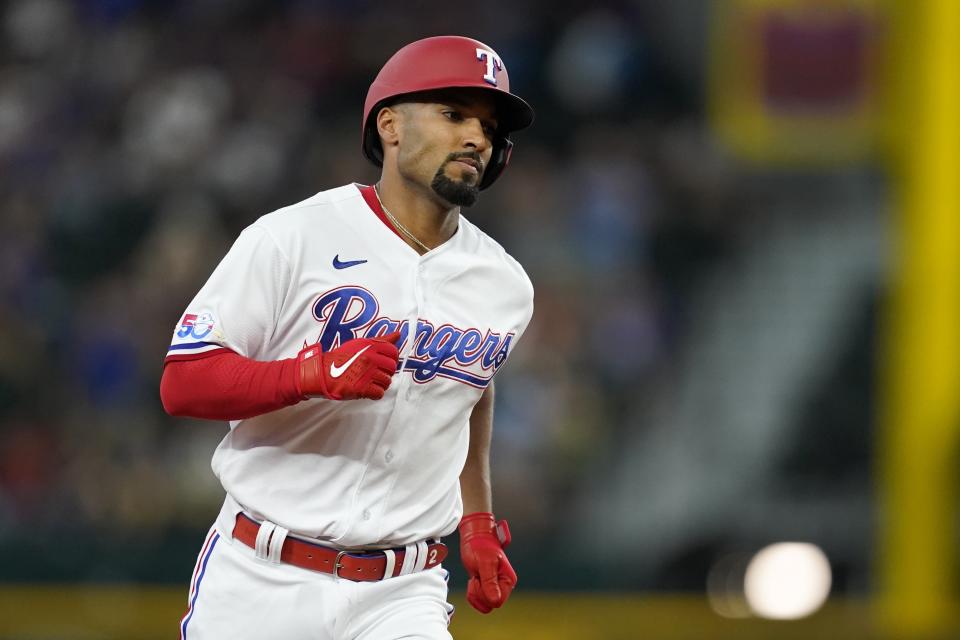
[364,121,384,167]
[479,137,513,190]
[363,100,394,168]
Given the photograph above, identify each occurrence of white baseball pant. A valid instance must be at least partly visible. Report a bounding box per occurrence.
[178,525,455,640]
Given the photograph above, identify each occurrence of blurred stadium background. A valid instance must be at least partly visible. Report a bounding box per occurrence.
[1,0,959,638]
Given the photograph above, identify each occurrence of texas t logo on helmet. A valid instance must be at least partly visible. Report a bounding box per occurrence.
[361,35,534,190]
[475,48,503,86]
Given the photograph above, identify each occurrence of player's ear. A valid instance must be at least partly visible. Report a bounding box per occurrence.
[376,105,402,151]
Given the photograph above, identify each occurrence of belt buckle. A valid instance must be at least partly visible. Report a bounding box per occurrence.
[333,550,347,580]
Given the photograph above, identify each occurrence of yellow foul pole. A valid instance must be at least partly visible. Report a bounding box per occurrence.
[879,0,960,636]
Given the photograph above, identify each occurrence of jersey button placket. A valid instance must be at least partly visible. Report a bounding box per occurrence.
[405,263,427,404]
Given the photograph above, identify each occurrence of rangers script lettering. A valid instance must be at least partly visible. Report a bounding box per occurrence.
[310,285,515,388]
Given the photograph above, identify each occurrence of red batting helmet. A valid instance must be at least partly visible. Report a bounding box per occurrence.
[362,35,534,190]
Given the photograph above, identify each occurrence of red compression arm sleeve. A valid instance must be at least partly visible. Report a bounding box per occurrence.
[160,351,303,421]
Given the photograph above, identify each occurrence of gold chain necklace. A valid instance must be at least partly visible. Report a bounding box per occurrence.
[374,183,431,253]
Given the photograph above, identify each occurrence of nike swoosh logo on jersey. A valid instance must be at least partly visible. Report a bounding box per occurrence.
[333,255,368,270]
[329,346,370,378]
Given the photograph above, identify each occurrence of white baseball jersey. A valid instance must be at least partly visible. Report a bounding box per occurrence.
[166,183,534,548]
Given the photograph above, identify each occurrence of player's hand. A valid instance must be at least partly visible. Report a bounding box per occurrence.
[459,512,516,614]
[296,332,401,401]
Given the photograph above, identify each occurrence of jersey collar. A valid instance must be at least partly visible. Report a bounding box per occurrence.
[355,183,461,256]
[357,183,406,244]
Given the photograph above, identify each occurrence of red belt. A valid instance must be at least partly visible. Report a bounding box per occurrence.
[231,513,447,582]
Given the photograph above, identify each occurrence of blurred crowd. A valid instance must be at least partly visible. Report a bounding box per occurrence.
[0,0,751,583]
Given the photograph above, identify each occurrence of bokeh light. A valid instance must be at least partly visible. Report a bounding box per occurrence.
[744,542,832,620]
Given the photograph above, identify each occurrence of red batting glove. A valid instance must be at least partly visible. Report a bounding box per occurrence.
[459,512,517,614]
[296,332,401,401]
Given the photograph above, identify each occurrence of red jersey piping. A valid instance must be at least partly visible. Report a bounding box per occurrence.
[357,183,406,243]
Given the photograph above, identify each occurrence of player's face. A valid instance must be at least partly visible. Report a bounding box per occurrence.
[396,89,498,207]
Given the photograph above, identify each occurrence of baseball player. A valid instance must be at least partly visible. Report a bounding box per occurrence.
[160,35,534,639]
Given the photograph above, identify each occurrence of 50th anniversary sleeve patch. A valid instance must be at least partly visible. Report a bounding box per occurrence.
[167,311,225,358]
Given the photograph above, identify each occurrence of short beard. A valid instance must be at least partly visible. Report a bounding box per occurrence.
[430,157,480,207]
